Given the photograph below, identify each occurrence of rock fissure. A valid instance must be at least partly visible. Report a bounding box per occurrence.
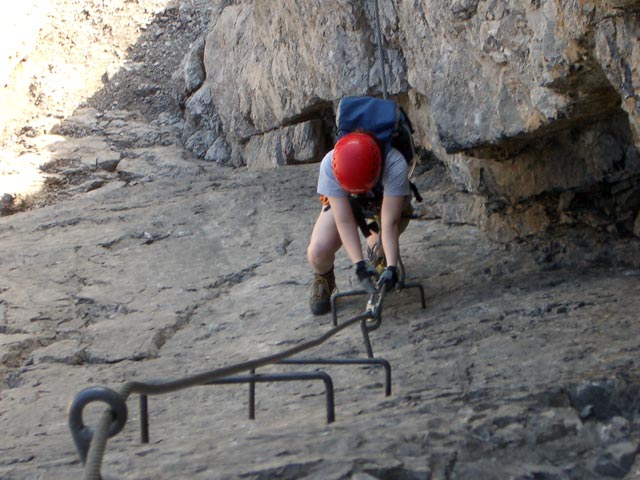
[205,263,261,290]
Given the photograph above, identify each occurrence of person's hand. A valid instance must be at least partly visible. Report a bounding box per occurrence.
[355,260,378,294]
[377,266,398,291]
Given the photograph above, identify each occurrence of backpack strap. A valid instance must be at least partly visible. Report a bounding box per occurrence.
[410,182,423,203]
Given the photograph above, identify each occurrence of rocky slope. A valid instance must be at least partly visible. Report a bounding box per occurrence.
[0,0,210,213]
[2,1,640,480]
[1,107,640,479]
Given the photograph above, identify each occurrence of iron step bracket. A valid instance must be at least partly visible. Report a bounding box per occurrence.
[139,371,335,444]
[138,357,393,444]
[277,357,392,396]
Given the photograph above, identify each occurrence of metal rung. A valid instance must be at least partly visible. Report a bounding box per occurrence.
[139,371,335,443]
[278,357,392,396]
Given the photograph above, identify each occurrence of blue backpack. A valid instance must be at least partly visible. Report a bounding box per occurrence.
[336,95,422,202]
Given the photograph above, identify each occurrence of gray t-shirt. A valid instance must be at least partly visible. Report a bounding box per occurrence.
[317,147,410,197]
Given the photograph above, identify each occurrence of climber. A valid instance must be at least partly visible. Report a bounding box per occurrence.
[307,131,412,316]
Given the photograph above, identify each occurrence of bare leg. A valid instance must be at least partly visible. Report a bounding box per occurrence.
[307,207,342,274]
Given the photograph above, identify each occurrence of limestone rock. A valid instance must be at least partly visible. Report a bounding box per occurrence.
[596,12,640,145]
[171,34,207,109]
[205,136,231,164]
[244,120,327,169]
[198,0,401,156]
[179,0,640,241]
[182,84,224,159]
[594,441,638,478]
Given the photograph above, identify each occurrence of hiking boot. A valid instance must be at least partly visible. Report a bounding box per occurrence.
[309,269,336,315]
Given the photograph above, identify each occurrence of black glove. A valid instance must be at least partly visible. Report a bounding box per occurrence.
[355,260,378,294]
[377,266,398,291]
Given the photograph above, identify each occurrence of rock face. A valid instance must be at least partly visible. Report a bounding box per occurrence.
[177,0,640,240]
[2,2,640,480]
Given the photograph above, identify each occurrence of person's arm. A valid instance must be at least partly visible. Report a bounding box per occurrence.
[328,195,363,263]
[380,195,405,268]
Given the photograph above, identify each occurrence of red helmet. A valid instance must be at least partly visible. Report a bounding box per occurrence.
[331,132,382,194]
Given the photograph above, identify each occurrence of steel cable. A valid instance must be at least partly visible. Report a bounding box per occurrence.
[373,0,389,99]
[80,311,373,480]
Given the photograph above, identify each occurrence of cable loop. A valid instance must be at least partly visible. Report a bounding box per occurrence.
[68,386,128,466]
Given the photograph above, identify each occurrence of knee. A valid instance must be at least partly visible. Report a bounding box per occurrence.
[307,236,335,267]
[307,239,324,264]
